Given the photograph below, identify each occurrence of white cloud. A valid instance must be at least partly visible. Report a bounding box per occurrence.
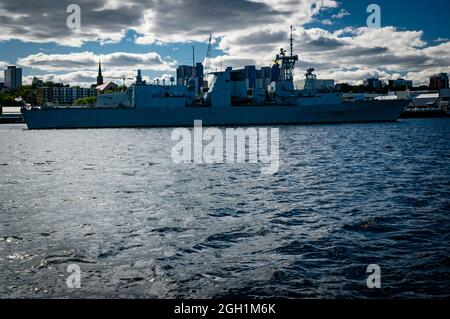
[320,19,333,25]
[318,8,350,25]
[17,51,175,72]
[23,70,178,88]
[0,61,10,82]
[434,37,449,43]
[331,8,350,19]
[24,70,138,87]
[0,61,9,68]
[0,0,142,47]
[134,0,339,45]
[23,72,97,88]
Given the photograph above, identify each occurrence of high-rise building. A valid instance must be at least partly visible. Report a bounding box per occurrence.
[429,73,449,90]
[364,77,383,89]
[176,63,204,93]
[4,66,22,90]
[176,65,195,86]
[388,78,412,89]
[31,77,44,88]
[97,61,104,86]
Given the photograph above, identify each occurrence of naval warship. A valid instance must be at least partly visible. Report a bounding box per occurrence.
[21,29,407,129]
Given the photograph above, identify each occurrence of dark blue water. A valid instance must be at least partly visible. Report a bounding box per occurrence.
[1,119,449,298]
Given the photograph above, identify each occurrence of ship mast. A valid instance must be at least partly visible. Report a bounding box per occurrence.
[204,33,212,74]
[276,25,298,81]
[290,25,294,58]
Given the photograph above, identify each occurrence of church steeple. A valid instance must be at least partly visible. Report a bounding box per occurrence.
[96,60,104,86]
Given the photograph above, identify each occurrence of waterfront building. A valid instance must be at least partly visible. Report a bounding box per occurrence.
[364,77,383,89]
[176,65,194,86]
[37,86,97,105]
[429,73,449,90]
[4,66,22,90]
[96,81,118,92]
[388,78,413,89]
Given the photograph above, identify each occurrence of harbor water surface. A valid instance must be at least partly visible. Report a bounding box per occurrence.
[1,119,449,298]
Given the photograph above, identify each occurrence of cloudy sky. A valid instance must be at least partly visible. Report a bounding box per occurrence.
[0,0,449,87]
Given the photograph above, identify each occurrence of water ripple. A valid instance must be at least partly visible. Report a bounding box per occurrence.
[0,120,449,298]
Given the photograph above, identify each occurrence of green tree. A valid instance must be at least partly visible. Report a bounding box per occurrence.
[74,96,97,105]
[0,91,22,106]
[15,85,37,104]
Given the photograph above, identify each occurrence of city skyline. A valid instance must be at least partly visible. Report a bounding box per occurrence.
[0,0,449,87]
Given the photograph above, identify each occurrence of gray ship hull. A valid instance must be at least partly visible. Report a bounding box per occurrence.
[21,100,406,129]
